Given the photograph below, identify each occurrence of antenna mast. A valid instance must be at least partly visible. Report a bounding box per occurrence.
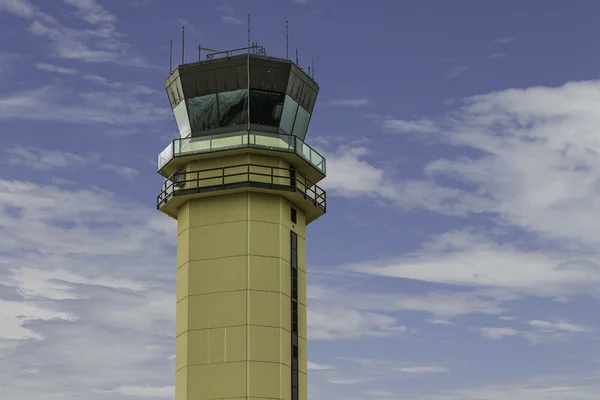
[286,21,289,59]
[169,40,173,73]
[247,13,251,53]
[181,26,185,64]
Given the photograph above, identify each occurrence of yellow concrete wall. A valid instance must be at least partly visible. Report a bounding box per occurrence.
[175,176,308,400]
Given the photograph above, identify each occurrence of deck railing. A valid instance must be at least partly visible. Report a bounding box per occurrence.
[157,163,326,211]
[157,131,326,175]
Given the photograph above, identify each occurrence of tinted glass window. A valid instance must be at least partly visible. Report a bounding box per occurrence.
[250,90,285,127]
[187,94,219,131]
[292,106,311,141]
[218,89,248,127]
[280,95,299,134]
[173,101,191,138]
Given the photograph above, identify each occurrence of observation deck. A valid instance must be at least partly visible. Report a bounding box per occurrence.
[157,44,326,223]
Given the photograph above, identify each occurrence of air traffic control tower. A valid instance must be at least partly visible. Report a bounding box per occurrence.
[156,43,326,400]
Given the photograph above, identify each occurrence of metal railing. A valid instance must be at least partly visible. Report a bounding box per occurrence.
[157,163,326,210]
[157,131,326,175]
[205,44,267,60]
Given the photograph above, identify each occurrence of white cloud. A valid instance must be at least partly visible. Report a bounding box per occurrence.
[343,230,596,297]
[35,63,77,75]
[426,319,454,325]
[320,145,489,216]
[100,163,139,180]
[2,145,98,169]
[0,300,77,342]
[417,80,600,248]
[0,0,147,66]
[0,178,176,398]
[308,306,407,340]
[308,361,336,370]
[381,118,440,134]
[221,15,243,25]
[0,84,169,125]
[527,320,593,333]
[473,327,519,340]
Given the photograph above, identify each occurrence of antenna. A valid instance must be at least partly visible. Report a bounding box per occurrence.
[312,57,315,79]
[308,66,311,76]
[181,25,185,64]
[286,21,289,59]
[295,49,299,65]
[247,13,251,53]
[197,43,201,61]
[169,40,173,73]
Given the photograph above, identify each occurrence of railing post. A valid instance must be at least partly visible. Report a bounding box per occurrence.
[222,167,225,190]
[271,167,274,188]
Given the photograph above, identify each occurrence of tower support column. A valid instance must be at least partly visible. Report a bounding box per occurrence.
[175,191,308,400]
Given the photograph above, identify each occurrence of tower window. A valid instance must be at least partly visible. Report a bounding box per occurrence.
[291,207,297,224]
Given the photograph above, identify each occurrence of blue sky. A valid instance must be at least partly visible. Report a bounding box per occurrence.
[1,0,600,399]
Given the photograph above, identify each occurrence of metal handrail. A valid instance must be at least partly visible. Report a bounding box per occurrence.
[157,163,326,210]
[157,131,326,175]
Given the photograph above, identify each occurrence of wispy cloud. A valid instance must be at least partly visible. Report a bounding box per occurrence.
[395,366,449,374]
[328,98,371,107]
[488,53,507,59]
[494,37,516,44]
[528,319,593,333]
[175,18,203,36]
[0,83,168,126]
[473,326,519,340]
[0,0,147,66]
[221,15,243,25]
[93,385,174,397]
[2,145,99,170]
[444,65,468,79]
[418,373,600,400]
[381,118,439,134]
[100,164,139,180]
[217,4,243,25]
[35,63,78,75]
[308,361,337,370]
[426,318,454,325]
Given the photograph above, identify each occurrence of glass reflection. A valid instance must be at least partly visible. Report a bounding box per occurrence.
[250,90,285,127]
[187,94,219,131]
[218,89,248,127]
[292,106,310,141]
[279,95,298,134]
[173,101,191,138]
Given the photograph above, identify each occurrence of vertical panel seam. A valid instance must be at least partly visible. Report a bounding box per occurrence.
[246,191,250,397]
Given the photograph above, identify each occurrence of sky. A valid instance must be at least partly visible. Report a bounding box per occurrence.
[1,0,600,399]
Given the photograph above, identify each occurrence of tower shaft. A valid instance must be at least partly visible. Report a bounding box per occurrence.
[174,154,307,400]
